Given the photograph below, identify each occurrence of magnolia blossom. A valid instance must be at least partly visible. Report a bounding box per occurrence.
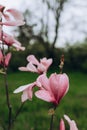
[0,5,25,50]
[14,82,36,102]
[59,115,78,130]
[13,79,42,102]
[0,50,11,67]
[0,5,25,26]
[19,55,53,74]
[14,72,69,104]
[35,73,69,105]
[0,32,25,51]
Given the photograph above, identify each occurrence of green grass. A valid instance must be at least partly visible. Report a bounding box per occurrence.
[0,71,87,130]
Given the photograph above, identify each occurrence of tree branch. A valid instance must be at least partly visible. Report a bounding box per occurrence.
[52,0,66,49]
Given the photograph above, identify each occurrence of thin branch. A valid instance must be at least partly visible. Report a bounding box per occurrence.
[50,114,54,130]
[12,102,24,124]
[0,22,12,130]
[52,0,66,49]
[49,106,56,130]
[3,72,12,130]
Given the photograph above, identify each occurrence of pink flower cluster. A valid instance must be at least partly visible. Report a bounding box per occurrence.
[0,5,25,26]
[0,4,25,67]
[35,73,69,106]
[19,55,53,74]
[14,55,69,106]
[14,55,78,130]
[0,5,25,51]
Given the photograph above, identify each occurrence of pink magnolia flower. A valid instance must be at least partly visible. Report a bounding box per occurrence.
[35,73,69,106]
[0,4,25,26]
[0,50,11,67]
[19,55,53,74]
[59,115,78,130]
[14,82,36,102]
[0,32,25,51]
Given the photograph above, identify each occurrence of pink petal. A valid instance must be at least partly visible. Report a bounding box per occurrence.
[21,90,29,102]
[49,73,69,104]
[14,82,36,93]
[18,67,29,71]
[0,30,1,40]
[5,9,24,21]
[46,58,53,68]
[35,90,54,102]
[0,20,25,26]
[3,13,11,21]
[40,57,47,63]
[3,32,14,45]
[27,63,38,73]
[0,50,3,63]
[40,58,53,68]
[57,74,69,98]
[5,52,11,66]
[59,119,65,130]
[21,86,33,102]
[27,85,34,100]
[49,73,61,97]
[27,55,39,65]
[19,63,38,72]
[64,115,78,130]
[14,84,31,93]
[36,73,50,90]
[3,32,25,50]
[36,80,42,88]
[37,63,46,73]
[12,39,25,51]
[13,43,25,51]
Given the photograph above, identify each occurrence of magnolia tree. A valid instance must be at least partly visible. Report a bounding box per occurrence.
[0,4,78,130]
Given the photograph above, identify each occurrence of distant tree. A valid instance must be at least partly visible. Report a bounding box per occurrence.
[17,0,68,57]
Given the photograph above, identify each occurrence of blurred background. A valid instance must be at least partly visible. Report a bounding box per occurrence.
[0,0,87,130]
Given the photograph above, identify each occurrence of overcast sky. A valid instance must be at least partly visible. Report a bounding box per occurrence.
[0,0,87,47]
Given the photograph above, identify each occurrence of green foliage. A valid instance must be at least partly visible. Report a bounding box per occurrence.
[64,42,87,72]
[81,59,87,72]
[9,41,87,73]
[9,50,29,72]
